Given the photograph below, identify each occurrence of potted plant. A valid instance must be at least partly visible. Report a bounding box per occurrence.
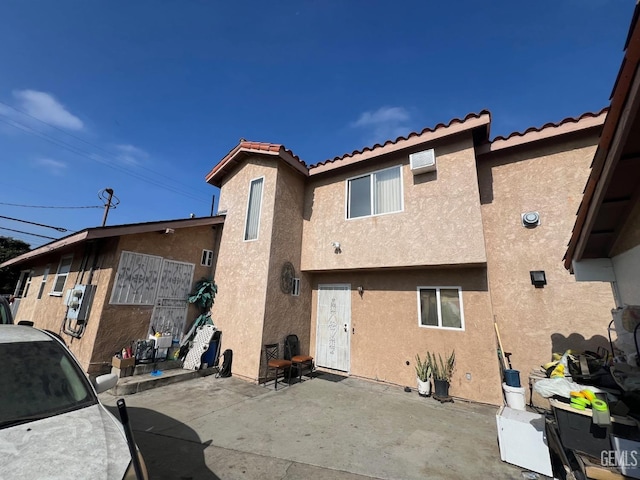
[427,350,455,398]
[415,354,432,397]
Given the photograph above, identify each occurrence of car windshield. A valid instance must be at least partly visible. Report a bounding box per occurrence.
[0,339,97,428]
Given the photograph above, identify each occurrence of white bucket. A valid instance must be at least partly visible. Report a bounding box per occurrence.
[503,383,526,411]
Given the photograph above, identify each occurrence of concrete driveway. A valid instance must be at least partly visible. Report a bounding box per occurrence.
[100,372,522,480]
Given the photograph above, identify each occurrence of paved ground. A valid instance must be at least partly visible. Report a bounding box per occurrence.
[100,372,523,480]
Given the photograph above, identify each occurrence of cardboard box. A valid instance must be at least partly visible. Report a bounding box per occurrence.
[112,356,135,369]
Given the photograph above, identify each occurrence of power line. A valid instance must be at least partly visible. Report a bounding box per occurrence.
[0,202,102,209]
[0,226,56,240]
[0,215,68,232]
[0,115,210,203]
[0,99,203,194]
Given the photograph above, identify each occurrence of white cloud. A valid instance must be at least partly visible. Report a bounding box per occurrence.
[351,106,410,128]
[114,144,149,165]
[350,106,411,144]
[13,89,84,130]
[36,158,68,175]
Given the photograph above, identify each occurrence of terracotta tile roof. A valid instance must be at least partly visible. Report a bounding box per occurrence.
[206,140,307,187]
[309,110,491,174]
[493,108,609,142]
[476,108,608,156]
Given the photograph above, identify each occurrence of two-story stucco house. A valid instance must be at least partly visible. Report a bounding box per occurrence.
[206,110,615,405]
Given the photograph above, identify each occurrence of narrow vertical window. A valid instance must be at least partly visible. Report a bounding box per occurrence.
[37,265,50,299]
[244,177,264,241]
[51,255,73,296]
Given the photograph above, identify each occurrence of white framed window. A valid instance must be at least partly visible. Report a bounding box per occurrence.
[291,278,300,297]
[51,255,73,296]
[201,249,214,267]
[346,165,403,219]
[14,270,32,298]
[37,265,50,300]
[417,286,464,330]
[244,177,264,241]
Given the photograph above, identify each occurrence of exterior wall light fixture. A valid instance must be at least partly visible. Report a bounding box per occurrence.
[331,241,341,254]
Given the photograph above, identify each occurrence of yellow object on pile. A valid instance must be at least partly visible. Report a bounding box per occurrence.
[550,363,565,378]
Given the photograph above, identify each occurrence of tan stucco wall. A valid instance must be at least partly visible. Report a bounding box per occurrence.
[478,134,615,397]
[92,225,219,373]
[261,163,313,379]
[308,268,503,405]
[12,224,220,374]
[11,241,113,372]
[301,134,487,271]
[213,158,278,380]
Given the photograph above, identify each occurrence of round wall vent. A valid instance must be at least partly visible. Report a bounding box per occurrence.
[522,211,540,227]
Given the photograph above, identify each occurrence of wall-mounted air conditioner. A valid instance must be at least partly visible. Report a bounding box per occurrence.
[409,148,436,175]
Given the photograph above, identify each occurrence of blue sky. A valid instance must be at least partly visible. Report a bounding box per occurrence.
[0,0,633,248]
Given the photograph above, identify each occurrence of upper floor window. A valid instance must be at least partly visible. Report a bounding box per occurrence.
[347,165,402,219]
[417,286,464,330]
[244,177,264,241]
[51,255,73,296]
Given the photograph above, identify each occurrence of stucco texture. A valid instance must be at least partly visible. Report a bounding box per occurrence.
[213,158,278,380]
[309,268,503,405]
[261,163,312,379]
[478,134,614,398]
[11,225,219,375]
[301,134,487,271]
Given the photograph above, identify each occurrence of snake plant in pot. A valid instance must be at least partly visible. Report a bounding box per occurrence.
[427,350,455,398]
[415,354,432,397]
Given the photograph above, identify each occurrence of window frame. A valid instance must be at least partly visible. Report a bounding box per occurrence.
[291,278,301,297]
[37,265,51,300]
[416,286,465,331]
[14,270,31,298]
[243,176,265,242]
[50,255,74,297]
[201,249,214,267]
[345,165,404,220]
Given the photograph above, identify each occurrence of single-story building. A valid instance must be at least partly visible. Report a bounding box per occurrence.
[1,216,224,374]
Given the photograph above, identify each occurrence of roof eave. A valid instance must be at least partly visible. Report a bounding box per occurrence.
[309,112,491,176]
[205,144,308,188]
[564,5,640,270]
[476,110,607,157]
[0,216,226,269]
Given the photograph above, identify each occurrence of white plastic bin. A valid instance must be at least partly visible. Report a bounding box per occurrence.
[503,383,526,411]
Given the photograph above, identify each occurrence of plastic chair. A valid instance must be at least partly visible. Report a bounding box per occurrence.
[264,343,292,390]
[284,334,314,383]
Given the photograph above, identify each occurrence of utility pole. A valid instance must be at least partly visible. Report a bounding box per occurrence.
[99,188,120,227]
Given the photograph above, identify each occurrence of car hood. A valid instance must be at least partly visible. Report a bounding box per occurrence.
[0,403,131,479]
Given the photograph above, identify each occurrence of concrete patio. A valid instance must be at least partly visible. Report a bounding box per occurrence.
[100,372,525,479]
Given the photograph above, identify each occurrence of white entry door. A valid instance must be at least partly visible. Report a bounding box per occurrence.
[316,284,351,372]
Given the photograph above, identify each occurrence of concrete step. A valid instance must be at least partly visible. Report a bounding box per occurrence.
[108,366,219,395]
